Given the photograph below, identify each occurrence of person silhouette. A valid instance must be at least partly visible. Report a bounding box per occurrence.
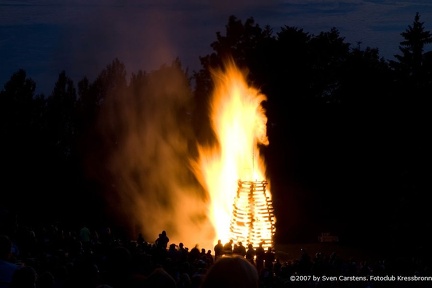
[236,242,246,257]
[136,233,145,246]
[264,247,275,270]
[214,240,224,260]
[246,243,256,265]
[223,239,233,255]
[255,242,265,273]
[155,230,169,250]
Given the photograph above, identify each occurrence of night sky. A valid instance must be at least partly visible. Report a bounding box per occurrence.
[2,0,432,95]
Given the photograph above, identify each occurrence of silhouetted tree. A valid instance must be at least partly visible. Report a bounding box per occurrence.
[210,15,273,69]
[394,12,432,75]
[192,15,274,145]
[76,58,128,161]
[257,27,314,237]
[261,26,311,116]
[47,71,77,160]
[337,47,392,106]
[79,59,127,189]
[76,58,127,136]
[39,71,83,219]
[390,12,432,102]
[308,27,351,104]
[384,13,432,247]
[0,70,47,217]
[0,69,39,136]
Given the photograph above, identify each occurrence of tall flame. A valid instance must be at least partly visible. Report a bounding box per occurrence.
[194,59,273,246]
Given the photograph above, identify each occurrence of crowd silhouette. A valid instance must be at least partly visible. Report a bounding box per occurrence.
[1,218,431,288]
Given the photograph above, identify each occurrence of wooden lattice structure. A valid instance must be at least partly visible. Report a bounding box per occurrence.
[229,180,276,250]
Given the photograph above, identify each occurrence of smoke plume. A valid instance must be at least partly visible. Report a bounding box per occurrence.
[96,62,215,249]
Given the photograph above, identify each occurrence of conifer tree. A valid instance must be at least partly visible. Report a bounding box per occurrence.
[391,12,432,81]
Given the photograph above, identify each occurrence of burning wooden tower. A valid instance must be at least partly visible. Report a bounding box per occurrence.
[193,59,277,251]
[230,180,276,250]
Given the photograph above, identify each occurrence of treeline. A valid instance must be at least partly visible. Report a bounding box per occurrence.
[1,13,431,246]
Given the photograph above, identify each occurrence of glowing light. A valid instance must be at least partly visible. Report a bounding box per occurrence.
[193,58,276,249]
[230,180,275,250]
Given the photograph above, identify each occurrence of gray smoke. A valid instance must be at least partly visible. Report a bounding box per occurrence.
[97,63,215,250]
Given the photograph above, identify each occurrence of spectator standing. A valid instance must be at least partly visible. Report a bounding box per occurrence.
[255,242,265,273]
[214,240,223,261]
[79,224,91,252]
[223,240,233,255]
[246,244,256,265]
[155,231,169,250]
[236,242,246,257]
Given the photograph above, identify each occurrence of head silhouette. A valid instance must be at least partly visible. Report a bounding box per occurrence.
[200,255,259,288]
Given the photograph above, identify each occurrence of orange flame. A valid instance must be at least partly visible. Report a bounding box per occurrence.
[193,59,274,247]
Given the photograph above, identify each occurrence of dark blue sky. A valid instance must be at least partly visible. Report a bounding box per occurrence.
[1,0,432,95]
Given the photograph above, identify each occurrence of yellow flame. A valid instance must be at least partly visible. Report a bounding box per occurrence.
[193,59,273,247]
